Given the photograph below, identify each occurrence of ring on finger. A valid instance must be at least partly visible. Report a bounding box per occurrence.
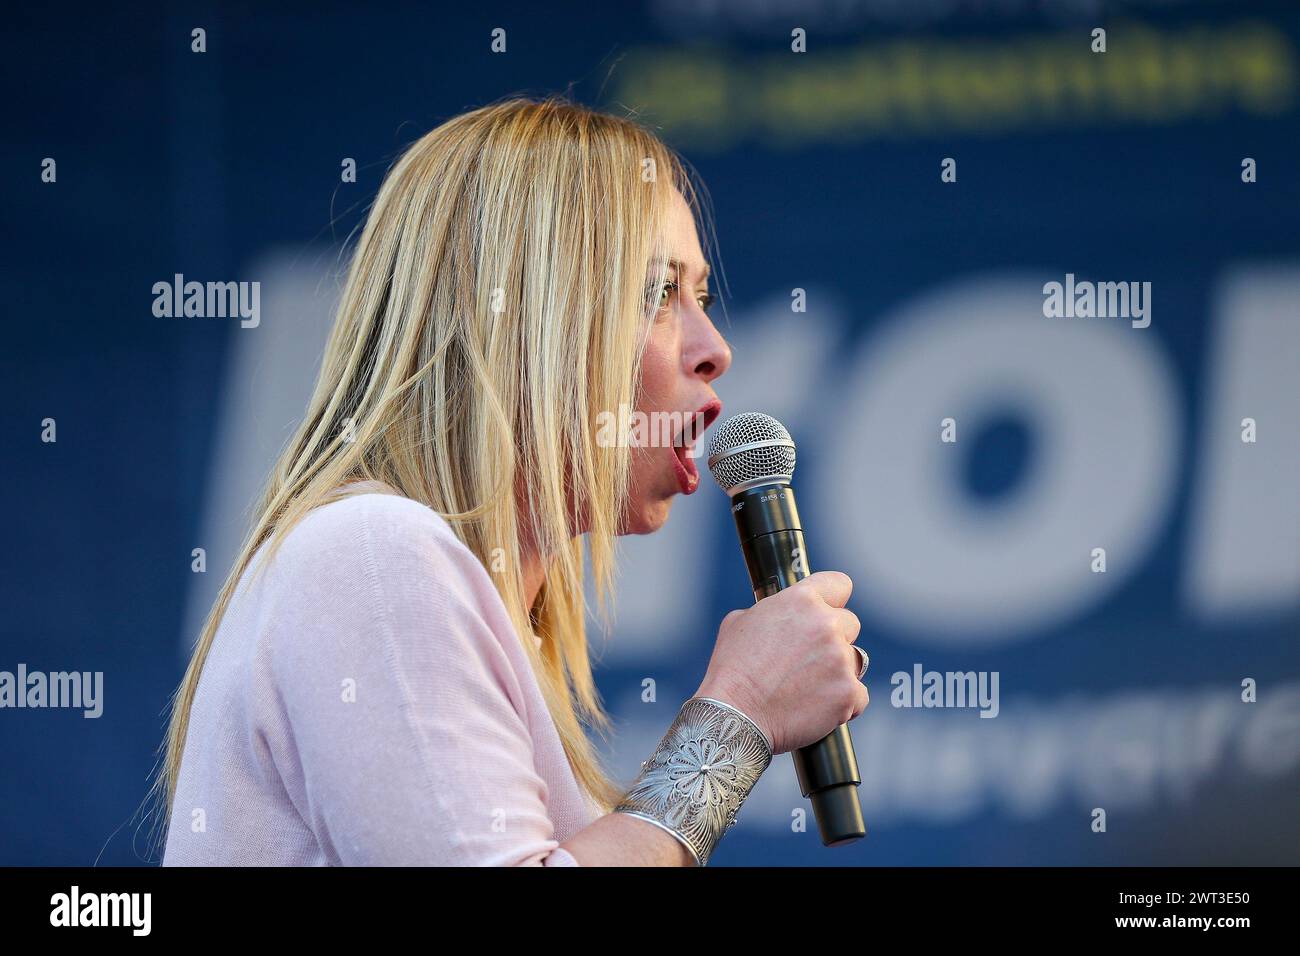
[852,644,869,680]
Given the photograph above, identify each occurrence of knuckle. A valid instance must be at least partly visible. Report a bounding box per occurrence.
[850,686,869,720]
[842,677,859,705]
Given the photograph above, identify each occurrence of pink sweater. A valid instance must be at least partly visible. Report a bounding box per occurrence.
[164,484,596,866]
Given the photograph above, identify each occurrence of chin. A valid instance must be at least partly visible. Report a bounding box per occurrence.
[619,497,673,536]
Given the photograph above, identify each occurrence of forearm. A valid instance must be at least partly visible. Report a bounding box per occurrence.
[560,811,696,866]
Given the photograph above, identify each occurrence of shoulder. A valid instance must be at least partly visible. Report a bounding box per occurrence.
[275,489,484,587]
[259,488,508,645]
[282,487,453,552]
[247,488,529,720]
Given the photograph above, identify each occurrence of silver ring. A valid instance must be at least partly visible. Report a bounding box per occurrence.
[852,645,869,680]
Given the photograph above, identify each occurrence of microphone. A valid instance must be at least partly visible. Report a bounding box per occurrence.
[706,412,866,848]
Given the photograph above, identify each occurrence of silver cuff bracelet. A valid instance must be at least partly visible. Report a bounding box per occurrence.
[614,696,773,866]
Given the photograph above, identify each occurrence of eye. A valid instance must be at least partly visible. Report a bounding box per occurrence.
[658,280,678,308]
[697,291,716,313]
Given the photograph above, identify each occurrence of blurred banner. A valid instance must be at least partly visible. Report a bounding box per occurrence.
[4,0,1297,865]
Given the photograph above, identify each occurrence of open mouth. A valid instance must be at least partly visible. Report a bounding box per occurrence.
[671,400,722,495]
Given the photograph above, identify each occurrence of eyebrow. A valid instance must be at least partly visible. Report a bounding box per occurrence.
[663,257,711,284]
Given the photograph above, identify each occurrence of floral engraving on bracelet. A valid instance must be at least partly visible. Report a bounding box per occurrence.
[615,697,772,865]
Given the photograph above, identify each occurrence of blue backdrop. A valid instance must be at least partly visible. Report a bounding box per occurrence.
[3,0,1297,865]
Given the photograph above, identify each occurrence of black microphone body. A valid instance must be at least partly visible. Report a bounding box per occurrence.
[728,480,866,847]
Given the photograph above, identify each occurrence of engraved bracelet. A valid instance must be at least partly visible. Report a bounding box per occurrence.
[613,696,774,866]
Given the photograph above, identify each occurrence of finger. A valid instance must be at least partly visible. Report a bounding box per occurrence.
[837,609,862,644]
[848,642,869,675]
[846,650,870,689]
[851,683,869,719]
[801,570,853,609]
[843,642,867,681]
[843,643,861,678]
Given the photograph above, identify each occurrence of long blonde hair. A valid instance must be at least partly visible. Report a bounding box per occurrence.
[158,95,702,820]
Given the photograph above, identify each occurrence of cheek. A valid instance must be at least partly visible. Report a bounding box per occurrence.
[623,326,680,516]
[636,328,677,413]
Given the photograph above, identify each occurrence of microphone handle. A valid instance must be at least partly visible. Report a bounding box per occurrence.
[730,484,866,847]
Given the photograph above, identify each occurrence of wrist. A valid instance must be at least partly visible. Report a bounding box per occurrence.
[614,696,773,865]
[694,675,773,753]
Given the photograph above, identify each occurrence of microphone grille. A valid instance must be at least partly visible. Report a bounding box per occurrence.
[707,412,797,494]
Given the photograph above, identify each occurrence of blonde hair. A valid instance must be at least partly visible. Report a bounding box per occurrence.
[158,95,703,822]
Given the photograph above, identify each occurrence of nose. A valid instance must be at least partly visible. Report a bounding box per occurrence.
[684,310,732,383]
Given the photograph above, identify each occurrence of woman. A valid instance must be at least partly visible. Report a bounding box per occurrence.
[159,96,869,867]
